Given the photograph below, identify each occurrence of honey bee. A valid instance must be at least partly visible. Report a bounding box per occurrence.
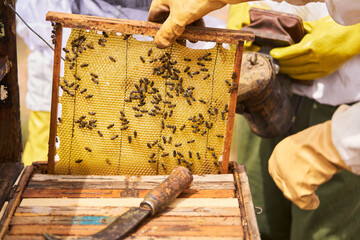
[187,139,195,144]
[86,43,94,49]
[177,151,184,158]
[74,74,81,81]
[232,72,237,79]
[168,137,172,144]
[216,134,224,138]
[147,48,152,57]
[97,131,103,137]
[123,34,130,40]
[109,56,116,62]
[207,146,214,151]
[212,152,217,159]
[121,126,129,130]
[85,147,92,152]
[180,124,186,131]
[161,153,169,157]
[90,73,98,78]
[203,74,210,80]
[147,143,152,149]
[102,31,109,38]
[134,131,137,138]
[85,94,93,99]
[148,160,156,163]
[173,150,177,157]
[62,48,69,53]
[188,151,192,159]
[139,56,145,63]
[128,136,132,143]
[80,88,87,94]
[107,124,114,129]
[111,135,119,140]
[197,153,201,160]
[158,143,164,150]
[161,163,166,170]
[80,63,89,68]
[162,136,166,144]
[75,159,83,163]
[105,159,111,165]
[184,66,190,72]
[175,143,182,147]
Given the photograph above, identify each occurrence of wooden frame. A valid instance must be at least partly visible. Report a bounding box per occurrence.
[46,12,254,174]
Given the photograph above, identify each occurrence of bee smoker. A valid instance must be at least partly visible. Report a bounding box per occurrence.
[236,8,305,138]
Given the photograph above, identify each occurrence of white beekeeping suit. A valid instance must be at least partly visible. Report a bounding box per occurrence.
[17,0,72,112]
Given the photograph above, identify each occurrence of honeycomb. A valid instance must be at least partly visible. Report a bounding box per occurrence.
[55,29,236,175]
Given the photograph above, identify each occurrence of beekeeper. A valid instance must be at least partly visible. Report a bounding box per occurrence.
[16,0,72,166]
[148,0,360,239]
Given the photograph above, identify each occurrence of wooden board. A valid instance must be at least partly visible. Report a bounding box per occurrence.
[1,163,260,239]
[46,12,254,44]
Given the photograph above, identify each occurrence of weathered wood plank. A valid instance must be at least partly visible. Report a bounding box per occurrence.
[10,215,241,226]
[27,180,235,190]
[0,0,22,163]
[14,206,241,217]
[0,56,11,82]
[4,236,241,240]
[236,164,261,240]
[20,198,239,208]
[9,224,244,237]
[4,236,240,240]
[30,173,234,183]
[0,166,33,239]
[46,12,254,44]
[22,188,235,199]
[0,162,23,209]
[28,174,235,190]
[47,23,62,174]
[222,42,244,174]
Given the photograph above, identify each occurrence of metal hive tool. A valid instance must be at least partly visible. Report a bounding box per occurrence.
[46,12,254,175]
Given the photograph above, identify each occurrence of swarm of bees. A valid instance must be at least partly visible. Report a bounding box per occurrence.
[57,29,237,175]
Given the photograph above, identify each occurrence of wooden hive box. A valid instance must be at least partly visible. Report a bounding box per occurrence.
[1,162,260,240]
[0,7,259,240]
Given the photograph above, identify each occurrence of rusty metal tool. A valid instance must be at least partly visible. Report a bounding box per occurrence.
[43,166,193,240]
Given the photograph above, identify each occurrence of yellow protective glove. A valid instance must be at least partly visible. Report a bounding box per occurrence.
[22,111,50,166]
[270,16,360,80]
[268,120,351,210]
[148,0,249,49]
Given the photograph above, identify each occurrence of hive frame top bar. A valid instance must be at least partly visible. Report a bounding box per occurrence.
[46,11,254,44]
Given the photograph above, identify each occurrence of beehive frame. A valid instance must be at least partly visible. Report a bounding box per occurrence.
[46,12,254,175]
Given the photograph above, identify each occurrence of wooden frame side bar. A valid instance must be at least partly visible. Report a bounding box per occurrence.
[46,12,254,44]
[221,43,244,174]
[47,24,63,174]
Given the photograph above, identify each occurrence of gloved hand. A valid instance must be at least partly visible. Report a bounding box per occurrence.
[270,16,360,80]
[148,0,248,48]
[268,120,351,210]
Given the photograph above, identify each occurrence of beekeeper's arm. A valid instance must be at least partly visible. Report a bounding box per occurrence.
[148,0,324,48]
[269,0,360,210]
